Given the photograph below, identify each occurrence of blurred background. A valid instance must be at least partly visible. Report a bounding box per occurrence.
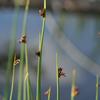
[0,0,100,100]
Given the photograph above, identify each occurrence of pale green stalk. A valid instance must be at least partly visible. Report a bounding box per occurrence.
[9,65,16,100]
[23,68,27,100]
[36,0,46,100]
[71,69,76,100]
[28,77,34,100]
[25,44,30,100]
[3,1,19,100]
[17,0,30,100]
[48,88,51,100]
[56,53,60,100]
[23,79,27,100]
[96,75,99,100]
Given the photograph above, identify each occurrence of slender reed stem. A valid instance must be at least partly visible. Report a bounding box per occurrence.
[28,78,34,100]
[9,65,15,100]
[25,44,30,100]
[23,78,27,100]
[96,75,99,100]
[23,68,27,100]
[71,69,76,100]
[17,0,30,100]
[3,2,19,100]
[36,0,46,100]
[48,88,51,100]
[56,53,60,100]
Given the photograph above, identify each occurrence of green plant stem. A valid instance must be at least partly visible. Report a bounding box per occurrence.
[9,65,15,100]
[36,19,45,100]
[36,0,46,100]
[17,0,30,100]
[56,53,60,100]
[28,77,34,100]
[23,78,27,100]
[23,68,27,100]
[27,79,30,100]
[25,44,30,100]
[71,69,76,100]
[96,75,99,100]
[17,44,24,100]
[48,88,51,100]
[3,2,19,100]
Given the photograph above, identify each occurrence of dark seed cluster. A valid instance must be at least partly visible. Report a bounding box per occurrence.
[13,59,20,66]
[58,67,66,78]
[39,8,46,18]
[19,35,27,43]
[72,87,79,97]
[35,51,41,57]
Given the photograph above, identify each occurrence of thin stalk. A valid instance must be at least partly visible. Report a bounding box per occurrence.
[25,44,30,100]
[23,80,27,100]
[56,53,60,100]
[36,0,46,100]
[27,79,30,100]
[3,2,19,100]
[36,19,45,100]
[23,68,27,100]
[48,88,51,100]
[24,72,32,100]
[96,75,99,100]
[17,0,30,100]
[71,69,76,100]
[28,77,34,100]
[9,65,15,100]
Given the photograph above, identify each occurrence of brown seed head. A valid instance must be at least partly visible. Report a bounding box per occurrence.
[14,59,20,66]
[35,51,41,57]
[72,87,79,97]
[19,35,26,43]
[39,8,46,17]
[58,67,66,78]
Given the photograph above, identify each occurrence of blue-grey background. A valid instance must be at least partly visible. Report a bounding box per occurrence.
[1,0,100,100]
